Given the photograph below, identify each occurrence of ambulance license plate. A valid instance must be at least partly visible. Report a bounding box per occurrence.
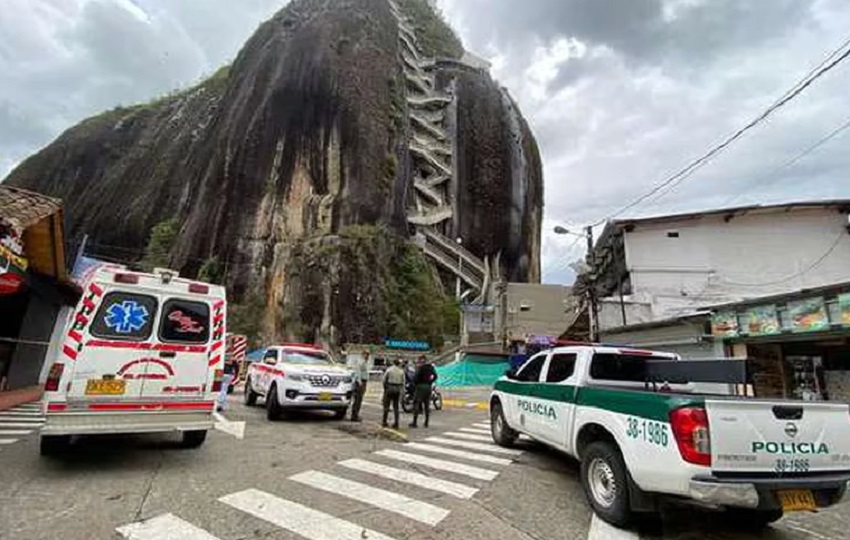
[318,392,332,401]
[86,379,126,395]
[777,489,816,512]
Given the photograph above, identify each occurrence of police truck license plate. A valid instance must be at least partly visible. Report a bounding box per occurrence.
[318,392,332,401]
[85,379,126,395]
[777,489,816,511]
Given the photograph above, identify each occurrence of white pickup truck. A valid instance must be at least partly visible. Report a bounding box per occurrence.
[490,345,850,528]
[244,344,354,420]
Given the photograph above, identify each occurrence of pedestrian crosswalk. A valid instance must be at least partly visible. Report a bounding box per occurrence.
[117,418,521,539]
[0,403,43,449]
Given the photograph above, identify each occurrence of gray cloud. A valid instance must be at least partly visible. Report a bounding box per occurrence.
[0,0,284,176]
[439,0,850,284]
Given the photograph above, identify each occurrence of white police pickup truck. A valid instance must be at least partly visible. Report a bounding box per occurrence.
[490,345,850,528]
[244,344,354,420]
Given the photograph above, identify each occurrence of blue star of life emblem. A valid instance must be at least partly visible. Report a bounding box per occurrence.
[104,300,149,334]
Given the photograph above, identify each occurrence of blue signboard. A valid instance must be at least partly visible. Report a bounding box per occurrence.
[384,339,430,351]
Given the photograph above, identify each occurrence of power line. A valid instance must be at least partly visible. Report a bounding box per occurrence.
[722,116,850,207]
[591,35,850,226]
[720,230,846,288]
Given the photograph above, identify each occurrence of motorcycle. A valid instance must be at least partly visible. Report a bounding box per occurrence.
[402,384,443,413]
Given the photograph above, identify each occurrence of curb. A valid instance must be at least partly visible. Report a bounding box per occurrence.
[442,399,488,411]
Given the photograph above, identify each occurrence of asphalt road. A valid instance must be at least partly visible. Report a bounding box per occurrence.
[0,395,847,540]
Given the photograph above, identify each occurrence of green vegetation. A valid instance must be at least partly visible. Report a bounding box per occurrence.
[139,218,179,271]
[228,289,265,347]
[398,0,464,59]
[197,256,225,284]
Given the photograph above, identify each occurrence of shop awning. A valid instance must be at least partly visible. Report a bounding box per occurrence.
[0,186,68,283]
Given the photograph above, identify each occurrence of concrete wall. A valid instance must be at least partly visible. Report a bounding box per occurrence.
[622,207,850,319]
[501,283,574,339]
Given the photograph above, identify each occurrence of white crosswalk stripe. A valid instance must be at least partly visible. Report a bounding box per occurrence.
[425,436,524,455]
[0,422,44,429]
[472,422,490,428]
[0,439,18,445]
[405,442,514,465]
[0,416,43,423]
[339,458,478,499]
[376,449,500,480]
[0,410,44,416]
[221,489,397,540]
[0,430,32,436]
[290,470,449,525]
[117,513,221,539]
[459,427,491,435]
[442,431,493,442]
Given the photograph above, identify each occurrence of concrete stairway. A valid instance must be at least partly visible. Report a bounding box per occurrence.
[388,0,487,294]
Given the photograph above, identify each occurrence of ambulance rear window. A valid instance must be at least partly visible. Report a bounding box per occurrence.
[159,299,210,343]
[90,292,157,341]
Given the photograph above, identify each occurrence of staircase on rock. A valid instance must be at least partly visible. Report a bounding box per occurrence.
[388,0,487,294]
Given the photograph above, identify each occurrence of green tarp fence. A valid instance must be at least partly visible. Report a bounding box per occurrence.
[435,354,510,387]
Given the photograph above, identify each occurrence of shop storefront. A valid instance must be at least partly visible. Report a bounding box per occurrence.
[0,186,77,406]
[711,282,850,401]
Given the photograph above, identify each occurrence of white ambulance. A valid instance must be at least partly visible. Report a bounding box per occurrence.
[39,265,227,456]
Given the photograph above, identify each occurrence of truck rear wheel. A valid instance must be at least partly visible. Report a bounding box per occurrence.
[245,378,258,406]
[40,435,71,457]
[182,430,207,448]
[266,384,283,421]
[491,400,517,447]
[581,441,633,527]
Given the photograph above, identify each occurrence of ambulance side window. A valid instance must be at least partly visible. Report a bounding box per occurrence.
[159,299,210,343]
[90,292,157,341]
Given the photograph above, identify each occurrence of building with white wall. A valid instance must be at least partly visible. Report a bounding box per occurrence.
[585,200,850,330]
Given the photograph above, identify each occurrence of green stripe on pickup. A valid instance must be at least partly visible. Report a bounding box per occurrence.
[494,380,704,422]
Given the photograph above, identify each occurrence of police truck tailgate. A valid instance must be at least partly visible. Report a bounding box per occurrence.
[706,399,850,474]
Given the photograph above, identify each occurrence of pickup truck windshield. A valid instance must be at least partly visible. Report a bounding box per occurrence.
[284,351,333,365]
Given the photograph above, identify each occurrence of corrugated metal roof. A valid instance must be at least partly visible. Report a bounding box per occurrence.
[0,186,62,229]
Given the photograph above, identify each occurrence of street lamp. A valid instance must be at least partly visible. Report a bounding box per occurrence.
[553,224,599,342]
[455,237,463,299]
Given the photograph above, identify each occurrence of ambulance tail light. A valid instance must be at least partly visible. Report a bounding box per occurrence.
[44,363,65,392]
[670,406,711,467]
[188,283,209,294]
[211,369,224,392]
[114,273,139,284]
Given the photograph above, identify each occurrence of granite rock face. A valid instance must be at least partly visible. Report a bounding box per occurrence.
[6,0,542,345]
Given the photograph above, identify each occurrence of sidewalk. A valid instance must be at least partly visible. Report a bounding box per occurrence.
[366,386,491,411]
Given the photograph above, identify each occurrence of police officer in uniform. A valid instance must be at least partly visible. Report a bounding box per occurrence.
[381,359,405,429]
[409,355,437,428]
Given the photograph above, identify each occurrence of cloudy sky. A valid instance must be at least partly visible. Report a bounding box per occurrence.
[3,0,850,284]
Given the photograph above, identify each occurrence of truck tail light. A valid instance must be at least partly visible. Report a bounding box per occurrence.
[44,363,65,392]
[670,406,711,466]
[211,369,224,392]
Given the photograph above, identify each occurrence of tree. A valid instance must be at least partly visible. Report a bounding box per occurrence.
[139,218,179,271]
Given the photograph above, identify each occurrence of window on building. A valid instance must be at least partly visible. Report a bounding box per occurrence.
[546,353,577,383]
[517,355,546,382]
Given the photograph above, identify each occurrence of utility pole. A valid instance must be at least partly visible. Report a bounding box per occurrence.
[585,225,599,343]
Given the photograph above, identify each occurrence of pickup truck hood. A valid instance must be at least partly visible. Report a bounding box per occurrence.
[706,399,850,474]
[282,364,352,377]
